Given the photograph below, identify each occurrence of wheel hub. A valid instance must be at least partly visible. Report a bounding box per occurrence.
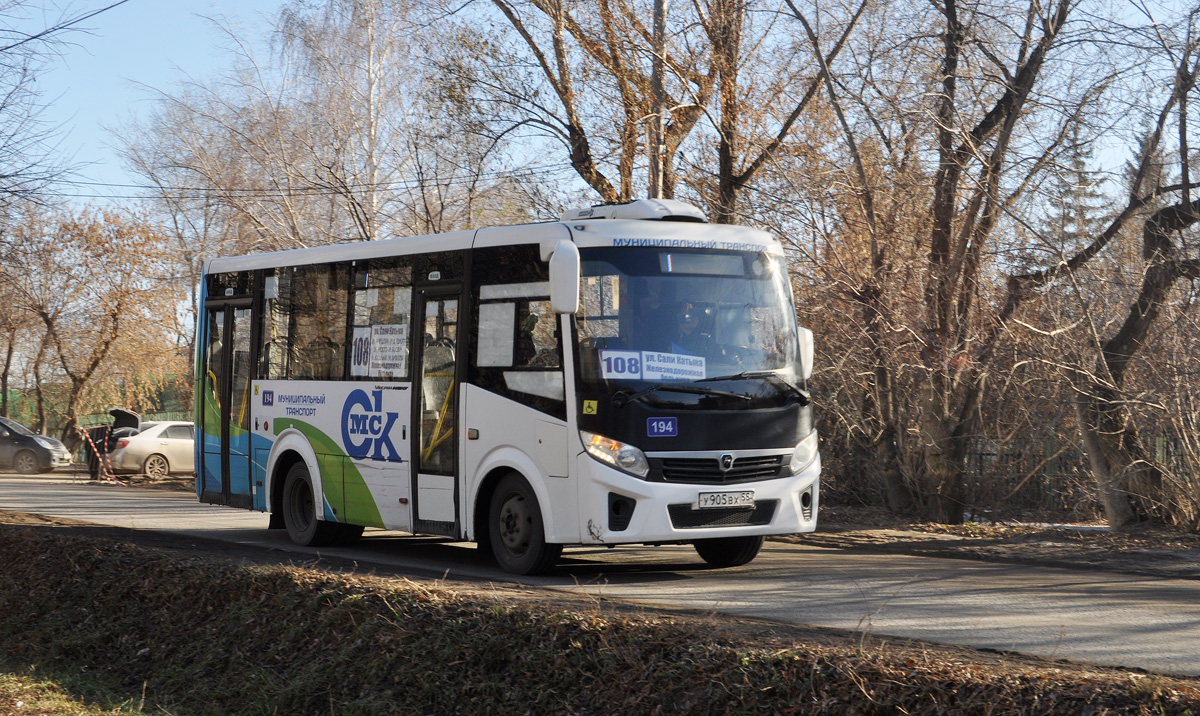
[498,494,530,553]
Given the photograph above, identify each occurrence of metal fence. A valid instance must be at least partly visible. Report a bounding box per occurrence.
[962,435,1093,516]
[962,432,1200,519]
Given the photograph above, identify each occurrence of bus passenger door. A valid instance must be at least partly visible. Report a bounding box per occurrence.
[200,302,255,509]
[413,288,460,536]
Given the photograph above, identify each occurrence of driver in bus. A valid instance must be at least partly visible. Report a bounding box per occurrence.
[672,303,702,354]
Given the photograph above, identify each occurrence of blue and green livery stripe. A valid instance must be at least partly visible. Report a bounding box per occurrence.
[274,418,385,528]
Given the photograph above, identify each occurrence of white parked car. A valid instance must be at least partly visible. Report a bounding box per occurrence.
[107,421,195,478]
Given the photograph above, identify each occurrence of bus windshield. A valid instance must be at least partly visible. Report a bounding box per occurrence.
[575,246,800,392]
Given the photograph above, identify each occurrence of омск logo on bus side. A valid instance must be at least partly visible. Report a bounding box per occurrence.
[341,389,402,461]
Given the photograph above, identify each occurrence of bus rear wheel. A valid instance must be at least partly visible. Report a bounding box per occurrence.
[282,461,338,547]
[489,473,561,575]
[693,535,764,568]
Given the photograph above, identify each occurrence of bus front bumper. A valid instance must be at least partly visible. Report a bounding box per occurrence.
[575,452,820,545]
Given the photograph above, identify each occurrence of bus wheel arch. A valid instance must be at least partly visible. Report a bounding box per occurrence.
[268,450,306,529]
[473,464,548,552]
[473,468,510,553]
[487,471,561,575]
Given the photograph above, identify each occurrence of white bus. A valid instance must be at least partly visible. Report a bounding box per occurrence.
[196,199,819,574]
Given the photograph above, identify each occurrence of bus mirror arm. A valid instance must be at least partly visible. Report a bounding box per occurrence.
[545,239,581,315]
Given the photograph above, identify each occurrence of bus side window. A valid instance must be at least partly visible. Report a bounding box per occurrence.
[474,291,565,415]
[259,269,291,380]
[288,263,349,381]
[476,298,559,369]
[477,302,516,367]
[351,259,413,380]
[577,274,621,378]
[517,300,559,368]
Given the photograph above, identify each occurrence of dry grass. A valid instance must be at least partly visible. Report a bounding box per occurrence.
[0,673,149,715]
[817,504,1200,550]
[908,520,1200,550]
[2,523,1199,715]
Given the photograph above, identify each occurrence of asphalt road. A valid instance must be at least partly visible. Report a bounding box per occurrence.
[5,474,1200,677]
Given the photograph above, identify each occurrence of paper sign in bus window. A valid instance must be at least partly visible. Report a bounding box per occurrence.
[350,324,409,378]
[369,324,408,375]
[641,351,705,382]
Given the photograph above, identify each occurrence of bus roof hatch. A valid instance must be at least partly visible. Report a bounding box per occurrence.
[560,199,708,223]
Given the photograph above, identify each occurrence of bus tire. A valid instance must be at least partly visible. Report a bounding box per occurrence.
[489,473,561,575]
[282,461,338,547]
[693,535,764,568]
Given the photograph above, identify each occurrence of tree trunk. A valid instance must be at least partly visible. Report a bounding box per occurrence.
[711,0,743,224]
[1,337,12,418]
[1078,199,1200,527]
[32,361,45,434]
[859,284,910,511]
[1074,397,1137,527]
[875,422,911,512]
[919,371,965,524]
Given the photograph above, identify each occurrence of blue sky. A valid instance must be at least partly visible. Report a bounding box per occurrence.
[35,0,283,198]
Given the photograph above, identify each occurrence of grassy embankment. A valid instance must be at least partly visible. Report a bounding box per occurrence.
[1,522,1199,715]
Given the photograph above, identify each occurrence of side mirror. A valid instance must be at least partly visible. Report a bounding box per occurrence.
[798,327,814,381]
[546,239,581,314]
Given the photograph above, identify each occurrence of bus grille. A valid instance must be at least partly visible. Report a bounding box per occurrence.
[658,455,785,484]
[667,500,778,529]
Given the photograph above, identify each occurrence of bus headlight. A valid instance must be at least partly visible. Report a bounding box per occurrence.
[580,430,650,478]
[789,431,819,475]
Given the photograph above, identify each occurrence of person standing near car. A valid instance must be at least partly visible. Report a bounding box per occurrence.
[84,424,109,481]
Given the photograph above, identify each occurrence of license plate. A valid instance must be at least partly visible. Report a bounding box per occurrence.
[697,490,755,509]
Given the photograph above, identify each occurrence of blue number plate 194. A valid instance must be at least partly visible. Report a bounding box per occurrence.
[647,417,678,437]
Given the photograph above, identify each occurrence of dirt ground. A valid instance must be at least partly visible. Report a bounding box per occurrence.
[788,505,1200,581]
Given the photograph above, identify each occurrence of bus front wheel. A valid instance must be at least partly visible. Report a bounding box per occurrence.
[693,535,764,568]
[489,473,561,575]
[282,461,339,547]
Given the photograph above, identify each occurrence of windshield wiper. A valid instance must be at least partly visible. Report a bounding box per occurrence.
[614,383,752,407]
[699,371,811,406]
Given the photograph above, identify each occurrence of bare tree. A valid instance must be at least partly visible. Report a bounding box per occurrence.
[118,94,264,363]
[463,0,865,220]
[768,0,1149,522]
[0,1,143,208]
[121,0,522,259]
[971,7,1200,529]
[4,205,176,442]
[0,275,35,418]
